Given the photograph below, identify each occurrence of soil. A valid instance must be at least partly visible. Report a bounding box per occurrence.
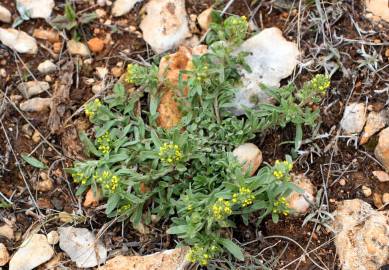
[0,0,389,269]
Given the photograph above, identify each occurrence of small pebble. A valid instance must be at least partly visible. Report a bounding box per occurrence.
[87,37,105,53]
[362,185,372,197]
[47,231,59,245]
[0,243,10,266]
[32,130,41,143]
[373,193,383,208]
[111,67,123,77]
[383,193,389,204]
[339,179,346,186]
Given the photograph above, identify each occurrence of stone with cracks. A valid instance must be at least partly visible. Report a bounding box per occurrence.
[140,0,190,54]
[332,199,389,270]
[58,227,107,268]
[231,27,299,115]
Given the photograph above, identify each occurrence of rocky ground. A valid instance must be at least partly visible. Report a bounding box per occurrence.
[0,0,389,269]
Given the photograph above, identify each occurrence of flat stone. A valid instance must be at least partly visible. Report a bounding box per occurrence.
[140,0,190,53]
[9,234,54,270]
[231,27,299,115]
[112,0,142,17]
[20,97,51,112]
[332,199,389,270]
[100,247,189,270]
[340,103,367,135]
[17,81,50,98]
[59,227,107,268]
[0,28,38,54]
[16,0,55,19]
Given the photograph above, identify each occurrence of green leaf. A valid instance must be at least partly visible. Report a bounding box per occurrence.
[220,239,244,261]
[106,193,120,215]
[294,123,303,151]
[167,225,188,235]
[79,131,101,157]
[79,12,97,25]
[21,154,48,169]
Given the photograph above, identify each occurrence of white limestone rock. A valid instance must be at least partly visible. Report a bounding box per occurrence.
[0,28,37,54]
[59,227,107,268]
[231,27,299,115]
[9,234,54,270]
[140,0,190,54]
[340,103,367,135]
[16,0,55,19]
[112,0,142,17]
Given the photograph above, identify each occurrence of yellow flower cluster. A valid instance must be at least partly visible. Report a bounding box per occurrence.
[97,131,111,154]
[126,64,135,84]
[273,196,290,216]
[311,74,330,93]
[85,99,102,118]
[273,170,284,179]
[72,172,88,185]
[196,64,208,82]
[231,16,247,25]
[95,170,120,192]
[187,244,218,266]
[232,186,255,207]
[212,198,232,220]
[273,160,293,180]
[118,203,131,214]
[158,143,182,164]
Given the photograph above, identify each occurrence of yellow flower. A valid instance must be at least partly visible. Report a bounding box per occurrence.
[159,143,183,165]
